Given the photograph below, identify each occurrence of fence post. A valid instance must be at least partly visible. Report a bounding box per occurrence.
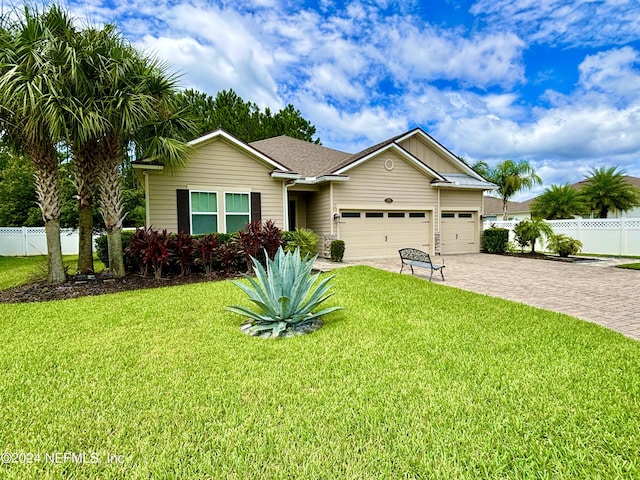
[22,226,28,256]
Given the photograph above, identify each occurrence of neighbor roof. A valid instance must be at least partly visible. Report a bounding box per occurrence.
[484,196,535,216]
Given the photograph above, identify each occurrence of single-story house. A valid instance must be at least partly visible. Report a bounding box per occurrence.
[133,128,497,260]
[483,196,535,222]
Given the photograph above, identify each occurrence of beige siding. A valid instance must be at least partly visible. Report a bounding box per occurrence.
[306,185,331,237]
[146,138,284,232]
[333,151,438,210]
[399,137,464,174]
[440,189,483,210]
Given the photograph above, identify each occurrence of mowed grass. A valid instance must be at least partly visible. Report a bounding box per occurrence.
[1,266,639,479]
[0,255,105,290]
[618,263,640,270]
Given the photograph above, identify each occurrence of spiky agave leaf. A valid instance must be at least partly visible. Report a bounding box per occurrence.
[227,246,343,335]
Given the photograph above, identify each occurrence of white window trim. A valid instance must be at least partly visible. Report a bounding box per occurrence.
[189,190,218,235]
[223,191,251,233]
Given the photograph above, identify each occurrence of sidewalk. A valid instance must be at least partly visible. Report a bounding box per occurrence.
[315,254,640,340]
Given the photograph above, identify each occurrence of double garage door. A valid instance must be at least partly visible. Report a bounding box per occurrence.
[338,210,431,260]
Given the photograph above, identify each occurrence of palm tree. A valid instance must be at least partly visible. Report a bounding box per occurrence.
[580,166,640,218]
[531,184,586,220]
[87,40,192,278]
[0,5,75,283]
[473,160,542,220]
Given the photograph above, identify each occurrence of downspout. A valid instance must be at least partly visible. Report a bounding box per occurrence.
[284,180,296,231]
[330,182,335,235]
[144,170,151,228]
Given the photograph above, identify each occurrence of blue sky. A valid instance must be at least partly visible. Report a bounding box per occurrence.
[29,1,640,199]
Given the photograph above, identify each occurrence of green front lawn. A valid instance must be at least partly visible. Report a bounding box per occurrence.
[0,255,104,290]
[1,267,639,478]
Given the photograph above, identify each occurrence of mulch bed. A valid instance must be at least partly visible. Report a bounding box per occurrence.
[0,272,237,305]
[503,252,600,263]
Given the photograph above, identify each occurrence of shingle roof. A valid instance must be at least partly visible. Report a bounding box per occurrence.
[484,196,533,215]
[250,136,350,177]
[327,133,407,173]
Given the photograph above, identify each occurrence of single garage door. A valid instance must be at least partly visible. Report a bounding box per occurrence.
[338,210,431,260]
[440,211,477,254]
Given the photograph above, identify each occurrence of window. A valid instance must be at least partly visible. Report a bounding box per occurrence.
[459,213,473,218]
[341,212,361,218]
[191,192,218,235]
[409,212,425,218]
[365,212,384,218]
[388,212,405,218]
[225,193,250,233]
[441,212,455,218]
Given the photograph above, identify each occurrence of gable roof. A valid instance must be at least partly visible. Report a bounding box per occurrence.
[190,129,291,172]
[250,135,350,177]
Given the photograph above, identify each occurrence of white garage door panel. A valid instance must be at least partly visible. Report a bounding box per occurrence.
[339,211,431,259]
[441,212,476,254]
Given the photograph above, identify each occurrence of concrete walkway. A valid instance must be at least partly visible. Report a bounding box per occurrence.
[315,254,640,341]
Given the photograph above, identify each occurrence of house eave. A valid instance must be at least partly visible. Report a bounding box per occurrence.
[433,182,498,190]
[132,163,165,171]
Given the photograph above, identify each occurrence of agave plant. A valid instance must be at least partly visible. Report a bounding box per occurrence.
[227,247,342,338]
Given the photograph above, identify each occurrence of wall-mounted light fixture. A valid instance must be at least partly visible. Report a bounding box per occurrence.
[333,213,340,221]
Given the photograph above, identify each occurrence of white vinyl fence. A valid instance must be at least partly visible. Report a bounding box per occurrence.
[0,227,85,256]
[485,218,640,256]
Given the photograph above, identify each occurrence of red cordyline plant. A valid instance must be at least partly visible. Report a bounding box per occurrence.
[237,220,283,271]
[171,231,195,276]
[194,234,219,275]
[125,227,171,279]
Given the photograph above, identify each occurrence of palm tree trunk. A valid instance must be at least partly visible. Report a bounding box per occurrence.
[97,137,126,278]
[32,149,66,284]
[74,145,97,274]
[502,198,508,221]
[77,204,94,273]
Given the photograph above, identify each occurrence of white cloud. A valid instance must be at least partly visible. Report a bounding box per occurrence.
[578,47,640,100]
[386,26,526,88]
[471,0,640,47]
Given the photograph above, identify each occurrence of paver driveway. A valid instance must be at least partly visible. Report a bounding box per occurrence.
[316,254,640,340]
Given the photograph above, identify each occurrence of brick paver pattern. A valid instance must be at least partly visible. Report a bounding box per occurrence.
[315,254,640,341]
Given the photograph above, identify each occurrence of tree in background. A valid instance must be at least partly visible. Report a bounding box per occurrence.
[174,88,320,143]
[0,151,41,226]
[531,184,586,220]
[580,166,640,218]
[473,160,542,220]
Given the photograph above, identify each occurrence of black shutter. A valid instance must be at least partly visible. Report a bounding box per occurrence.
[176,189,190,233]
[250,192,261,221]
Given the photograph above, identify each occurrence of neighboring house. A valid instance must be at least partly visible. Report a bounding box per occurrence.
[483,196,534,222]
[483,176,640,221]
[133,128,496,260]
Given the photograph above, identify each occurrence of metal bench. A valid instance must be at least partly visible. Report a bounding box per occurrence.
[398,248,445,282]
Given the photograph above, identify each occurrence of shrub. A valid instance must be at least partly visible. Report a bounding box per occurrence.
[481,228,509,254]
[227,247,343,338]
[95,230,138,273]
[284,227,319,258]
[330,240,345,262]
[170,231,195,276]
[237,220,284,271]
[125,227,171,279]
[547,234,583,257]
[194,234,219,275]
